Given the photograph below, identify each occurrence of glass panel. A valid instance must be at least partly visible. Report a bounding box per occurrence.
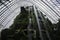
[42,0,60,14]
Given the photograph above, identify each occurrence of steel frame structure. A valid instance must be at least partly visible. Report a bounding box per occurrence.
[0,0,60,31]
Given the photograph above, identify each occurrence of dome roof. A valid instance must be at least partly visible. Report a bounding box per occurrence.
[0,0,60,31]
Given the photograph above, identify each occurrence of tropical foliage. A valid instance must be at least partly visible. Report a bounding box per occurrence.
[1,6,60,40]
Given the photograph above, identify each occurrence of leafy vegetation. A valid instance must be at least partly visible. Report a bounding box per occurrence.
[1,6,60,40]
[1,7,29,40]
[45,19,60,40]
[1,7,38,40]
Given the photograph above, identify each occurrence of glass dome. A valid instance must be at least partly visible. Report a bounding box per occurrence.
[0,0,60,30]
